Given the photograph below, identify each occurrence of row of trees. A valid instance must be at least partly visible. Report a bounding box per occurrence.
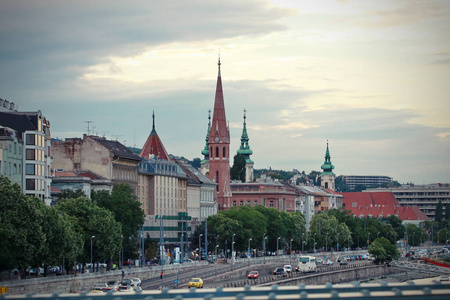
[194,205,428,262]
[0,176,144,274]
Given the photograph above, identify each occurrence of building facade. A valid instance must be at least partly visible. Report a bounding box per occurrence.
[342,175,392,190]
[364,184,450,220]
[0,105,52,205]
[0,126,23,188]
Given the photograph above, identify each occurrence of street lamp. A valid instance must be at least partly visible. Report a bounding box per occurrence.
[368,232,371,247]
[277,237,281,256]
[326,233,328,255]
[199,234,203,262]
[290,239,293,265]
[231,234,236,265]
[377,232,380,239]
[337,233,340,252]
[248,238,252,256]
[314,233,316,252]
[90,235,95,272]
[302,233,305,253]
[263,234,267,264]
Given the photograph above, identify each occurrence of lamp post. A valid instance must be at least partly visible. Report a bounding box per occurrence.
[277,237,281,256]
[412,232,415,247]
[337,233,340,252]
[90,235,95,272]
[377,232,380,239]
[368,233,370,247]
[314,233,316,252]
[290,239,293,265]
[231,234,236,266]
[199,234,203,261]
[141,232,145,267]
[263,233,267,264]
[326,233,328,255]
[302,233,305,253]
[215,245,219,275]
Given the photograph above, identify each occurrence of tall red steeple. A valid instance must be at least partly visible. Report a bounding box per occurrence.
[208,57,232,209]
[139,111,170,160]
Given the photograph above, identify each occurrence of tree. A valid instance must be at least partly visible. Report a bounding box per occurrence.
[436,228,450,244]
[445,204,450,221]
[368,237,400,263]
[56,197,123,266]
[230,153,246,182]
[190,158,201,169]
[0,176,46,271]
[435,200,444,223]
[94,184,145,259]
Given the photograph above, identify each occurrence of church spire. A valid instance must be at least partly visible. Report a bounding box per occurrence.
[139,111,170,160]
[237,109,253,162]
[201,110,211,159]
[150,110,157,135]
[321,140,335,174]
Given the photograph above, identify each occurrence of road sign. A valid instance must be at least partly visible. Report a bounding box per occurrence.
[174,279,178,283]
[0,287,8,295]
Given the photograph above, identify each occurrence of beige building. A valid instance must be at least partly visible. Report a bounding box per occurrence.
[51,135,141,194]
[138,158,188,247]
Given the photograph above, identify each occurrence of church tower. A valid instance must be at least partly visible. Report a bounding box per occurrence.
[236,110,254,182]
[320,141,335,191]
[208,58,232,210]
[200,110,211,176]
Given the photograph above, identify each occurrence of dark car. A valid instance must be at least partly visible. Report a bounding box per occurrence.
[273,267,286,276]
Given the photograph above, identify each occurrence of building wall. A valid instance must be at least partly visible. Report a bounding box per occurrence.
[51,138,82,172]
[200,184,217,219]
[343,175,392,190]
[23,130,48,203]
[0,133,23,187]
[365,185,450,220]
[187,185,200,220]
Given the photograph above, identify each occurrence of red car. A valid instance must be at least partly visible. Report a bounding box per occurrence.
[248,271,259,279]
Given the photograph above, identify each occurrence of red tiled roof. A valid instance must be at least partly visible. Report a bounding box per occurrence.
[139,133,170,160]
[77,171,104,180]
[340,192,429,221]
[51,186,61,192]
[54,171,78,177]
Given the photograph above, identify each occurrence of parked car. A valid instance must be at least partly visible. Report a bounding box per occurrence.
[440,276,449,282]
[188,278,204,288]
[324,259,333,265]
[92,282,109,292]
[316,258,323,264]
[339,258,348,265]
[248,271,259,279]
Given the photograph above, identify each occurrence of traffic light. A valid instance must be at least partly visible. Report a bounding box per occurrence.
[160,272,163,279]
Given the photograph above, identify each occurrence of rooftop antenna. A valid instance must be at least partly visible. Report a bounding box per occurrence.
[102,131,108,138]
[84,121,94,135]
[112,134,123,141]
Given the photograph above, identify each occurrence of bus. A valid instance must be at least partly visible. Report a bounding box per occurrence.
[297,255,317,273]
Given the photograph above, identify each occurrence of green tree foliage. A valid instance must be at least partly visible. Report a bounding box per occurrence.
[405,223,427,247]
[56,197,123,263]
[446,204,450,221]
[93,184,145,255]
[436,228,450,244]
[335,176,350,192]
[309,213,351,250]
[190,158,201,169]
[0,177,46,271]
[435,200,444,223]
[230,153,246,182]
[368,237,399,263]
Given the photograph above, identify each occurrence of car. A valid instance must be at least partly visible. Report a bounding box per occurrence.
[106,281,120,291]
[316,258,323,264]
[122,279,136,287]
[183,259,194,263]
[131,278,141,286]
[188,278,204,288]
[273,267,286,276]
[339,258,348,265]
[440,276,449,282]
[283,265,292,273]
[133,286,143,291]
[92,282,109,292]
[324,259,333,265]
[118,285,134,292]
[248,271,259,279]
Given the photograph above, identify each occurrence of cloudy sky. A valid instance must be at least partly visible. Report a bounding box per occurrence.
[1,0,449,184]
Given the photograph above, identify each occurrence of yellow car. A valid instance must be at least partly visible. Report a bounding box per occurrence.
[188,278,203,288]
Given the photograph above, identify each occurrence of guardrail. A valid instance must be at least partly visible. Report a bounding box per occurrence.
[0,282,449,299]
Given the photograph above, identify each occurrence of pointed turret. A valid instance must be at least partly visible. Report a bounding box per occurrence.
[200,110,211,176]
[208,57,232,209]
[237,110,254,182]
[139,111,170,160]
[320,140,336,190]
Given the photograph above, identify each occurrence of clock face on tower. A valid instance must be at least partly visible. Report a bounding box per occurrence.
[215,137,219,142]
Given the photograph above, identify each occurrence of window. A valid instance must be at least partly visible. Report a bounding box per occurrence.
[216,147,219,158]
[270,201,274,207]
[240,201,243,206]
[26,179,35,190]
[26,149,35,160]
[13,164,17,174]
[26,134,35,145]
[210,147,213,158]
[14,142,17,154]
[26,164,35,175]
[223,147,226,157]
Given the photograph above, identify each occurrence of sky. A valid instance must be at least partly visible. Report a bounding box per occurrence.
[1,0,449,184]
